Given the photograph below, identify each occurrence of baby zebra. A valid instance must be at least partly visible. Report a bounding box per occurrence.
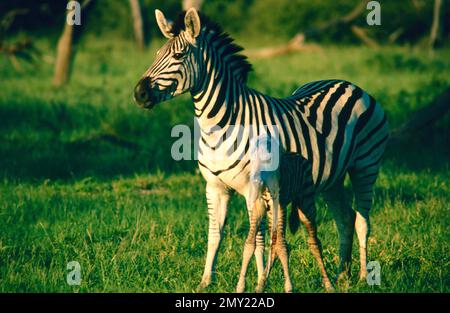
[237,135,328,293]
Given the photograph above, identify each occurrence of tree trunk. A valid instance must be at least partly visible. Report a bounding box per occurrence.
[182,0,203,11]
[53,0,91,86]
[52,19,74,86]
[129,0,145,50]
[428,0,442,49]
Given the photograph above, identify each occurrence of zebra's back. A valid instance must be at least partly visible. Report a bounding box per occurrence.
[283,79,389,191]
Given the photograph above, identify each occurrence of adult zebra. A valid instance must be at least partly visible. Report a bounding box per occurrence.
[134,8,389,292]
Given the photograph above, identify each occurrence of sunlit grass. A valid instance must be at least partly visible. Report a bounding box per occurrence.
[0,38,449,292]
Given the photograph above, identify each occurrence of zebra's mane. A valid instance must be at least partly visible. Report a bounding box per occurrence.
[170,11,253,83]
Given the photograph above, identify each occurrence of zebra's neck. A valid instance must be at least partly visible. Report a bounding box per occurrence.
[192,70,248,127]
[190,34,254,131]
[189,33,290,184]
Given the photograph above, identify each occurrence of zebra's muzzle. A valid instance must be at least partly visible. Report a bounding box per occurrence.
[134,77,155,109]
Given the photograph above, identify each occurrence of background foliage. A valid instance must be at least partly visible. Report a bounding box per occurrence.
[1,0,449,44]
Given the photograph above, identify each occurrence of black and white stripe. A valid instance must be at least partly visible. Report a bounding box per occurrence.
[136,9,389,292]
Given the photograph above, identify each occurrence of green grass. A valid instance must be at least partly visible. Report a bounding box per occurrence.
[0,38,449,292]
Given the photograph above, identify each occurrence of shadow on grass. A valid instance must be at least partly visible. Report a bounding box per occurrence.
[0,136,197,181]
[384,122,450,173]
[0,98,196,181]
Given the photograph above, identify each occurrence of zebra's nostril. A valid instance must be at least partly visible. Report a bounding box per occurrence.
[134,78,152,105]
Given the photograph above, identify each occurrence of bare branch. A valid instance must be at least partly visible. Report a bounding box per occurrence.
[388,28,404,44]
[246,34,322,59]
[351,25,380,48]
[247,1,369,59]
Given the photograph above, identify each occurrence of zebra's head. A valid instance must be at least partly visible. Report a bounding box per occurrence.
[134,8,202,109]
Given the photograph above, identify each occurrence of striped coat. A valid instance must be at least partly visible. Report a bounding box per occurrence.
[134,8,389,292]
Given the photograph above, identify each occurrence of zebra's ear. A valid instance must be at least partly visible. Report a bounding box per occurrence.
[184,8,201,43]
[155,9,173,39]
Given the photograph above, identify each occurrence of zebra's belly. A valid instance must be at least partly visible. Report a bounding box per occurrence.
[198,157,252,198]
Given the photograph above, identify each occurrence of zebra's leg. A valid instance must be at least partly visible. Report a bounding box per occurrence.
[254,220,266,286]
[199,182,230,289]
[323,180,356,282]
[296,202,334,291]
[255,202,273,293]
[349,168,378,281]
[257,198,293,293]
[237,198,266,293]
[355,211,370,281]
[273,203,293,293]
[244,201,265,288]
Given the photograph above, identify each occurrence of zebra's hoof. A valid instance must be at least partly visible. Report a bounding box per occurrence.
[284,281,293,293]
[335,274,351,291]
[255,277,266,293]
[324,283,335,293]
[322,278,334,292]
[236,281,245,293]
[199,275,212,290]
[336,272,350,284]
[255,282,265,293]
[358,271,367,282]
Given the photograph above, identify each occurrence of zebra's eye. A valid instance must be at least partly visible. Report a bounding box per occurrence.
[173,52,185,60]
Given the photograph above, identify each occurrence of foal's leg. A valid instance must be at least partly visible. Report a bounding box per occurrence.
[323,180,356,282]
[273,203,293,293]
[255,202,273,293]
[237,198,266,293]
[256,199,292,293]
[295,201,334,291]
[254,218,266,285]
[246,201,266,287]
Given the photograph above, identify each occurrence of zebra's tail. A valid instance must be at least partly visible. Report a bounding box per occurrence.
[288,207,300,234]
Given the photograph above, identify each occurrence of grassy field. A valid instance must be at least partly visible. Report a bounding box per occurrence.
[0,37,449,292]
